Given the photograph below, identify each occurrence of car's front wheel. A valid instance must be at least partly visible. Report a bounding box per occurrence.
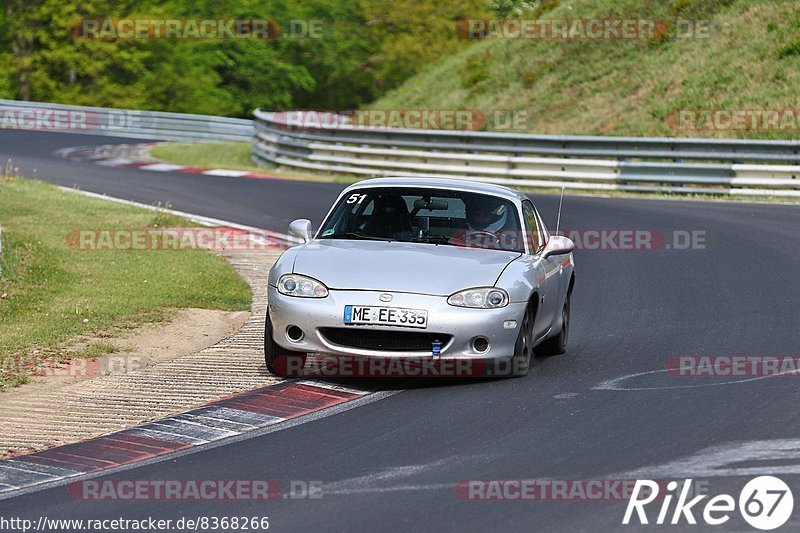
[510,299,537,377]
[264,314,307,377]
[536,292,571,357]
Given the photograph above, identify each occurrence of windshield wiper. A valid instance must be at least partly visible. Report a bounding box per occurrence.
[411,235,451,244]
[326,231,395,242]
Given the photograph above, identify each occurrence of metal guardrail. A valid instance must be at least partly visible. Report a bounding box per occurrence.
[0,100,253,142]
[252,110,800,197]
[2,101,796,197]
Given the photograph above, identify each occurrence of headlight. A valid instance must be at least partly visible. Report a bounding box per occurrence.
[278,274,328,298]
[447,287,509,308]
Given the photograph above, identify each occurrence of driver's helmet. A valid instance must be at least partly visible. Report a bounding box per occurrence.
[465,195,508,232]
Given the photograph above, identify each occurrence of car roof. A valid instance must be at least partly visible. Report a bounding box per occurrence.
[343,177,528,203]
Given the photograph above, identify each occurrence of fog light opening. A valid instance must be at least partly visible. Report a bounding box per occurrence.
[286,325,304,342]
[473,337,490,353]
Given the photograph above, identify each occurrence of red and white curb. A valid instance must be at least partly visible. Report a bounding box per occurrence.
[58,143,285,181]
[0,381,375,497]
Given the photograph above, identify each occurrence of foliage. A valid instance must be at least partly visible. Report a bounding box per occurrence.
[0,0,488,115]
[370,0,800,139]
[779,39,800,59]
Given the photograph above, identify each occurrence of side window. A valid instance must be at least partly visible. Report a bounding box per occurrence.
[522,200,542,252]
[534,207,549,246]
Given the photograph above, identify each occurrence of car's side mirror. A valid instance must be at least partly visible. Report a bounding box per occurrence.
[542,235,575,257]
[288,219,313,243]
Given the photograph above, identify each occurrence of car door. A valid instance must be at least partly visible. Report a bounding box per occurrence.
[522,200,560,338]
[515,201,544,338]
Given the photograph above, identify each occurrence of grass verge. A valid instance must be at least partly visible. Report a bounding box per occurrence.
[0,177,252,390]
[150,141,263,173]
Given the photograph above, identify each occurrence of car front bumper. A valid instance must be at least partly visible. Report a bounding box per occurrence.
[268,286,526,364]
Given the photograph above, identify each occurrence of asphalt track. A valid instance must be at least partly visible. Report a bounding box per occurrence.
[1,130,800,531]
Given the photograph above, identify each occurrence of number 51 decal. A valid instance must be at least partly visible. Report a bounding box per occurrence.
[347,193,367,204]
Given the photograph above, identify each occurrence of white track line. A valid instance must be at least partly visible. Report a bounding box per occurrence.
[95,158,134,167]
[138,163,189,172]
[593,367,800,391]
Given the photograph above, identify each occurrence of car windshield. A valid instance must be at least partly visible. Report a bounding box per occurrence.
[317,187,524,252]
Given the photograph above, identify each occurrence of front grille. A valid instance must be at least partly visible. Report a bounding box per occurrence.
[319,328,452,352]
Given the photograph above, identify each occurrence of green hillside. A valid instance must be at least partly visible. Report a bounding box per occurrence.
[369,0,800,139]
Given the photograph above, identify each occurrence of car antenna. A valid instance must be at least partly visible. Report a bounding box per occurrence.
[555,186,565,236]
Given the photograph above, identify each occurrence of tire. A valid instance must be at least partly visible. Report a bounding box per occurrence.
[510,300,536,377]
[264,313,307,377]
[536,292,571,357]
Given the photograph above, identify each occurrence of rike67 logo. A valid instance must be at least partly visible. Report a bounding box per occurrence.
[623,476,793,530]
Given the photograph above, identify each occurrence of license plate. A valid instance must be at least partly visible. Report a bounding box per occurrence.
[343,305,428,329]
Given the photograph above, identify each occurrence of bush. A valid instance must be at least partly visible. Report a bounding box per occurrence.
[778,39,800,58]
[459,52,493,89]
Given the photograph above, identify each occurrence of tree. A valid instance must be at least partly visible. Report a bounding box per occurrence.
[0,0,489,114]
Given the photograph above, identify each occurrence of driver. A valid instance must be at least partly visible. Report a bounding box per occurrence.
[465,196,508,233]
[449,195,516,250]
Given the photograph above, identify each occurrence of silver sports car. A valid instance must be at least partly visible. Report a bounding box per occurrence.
[265,177,575,378]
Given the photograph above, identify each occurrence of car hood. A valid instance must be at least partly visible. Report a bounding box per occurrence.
[292,240,520,296]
